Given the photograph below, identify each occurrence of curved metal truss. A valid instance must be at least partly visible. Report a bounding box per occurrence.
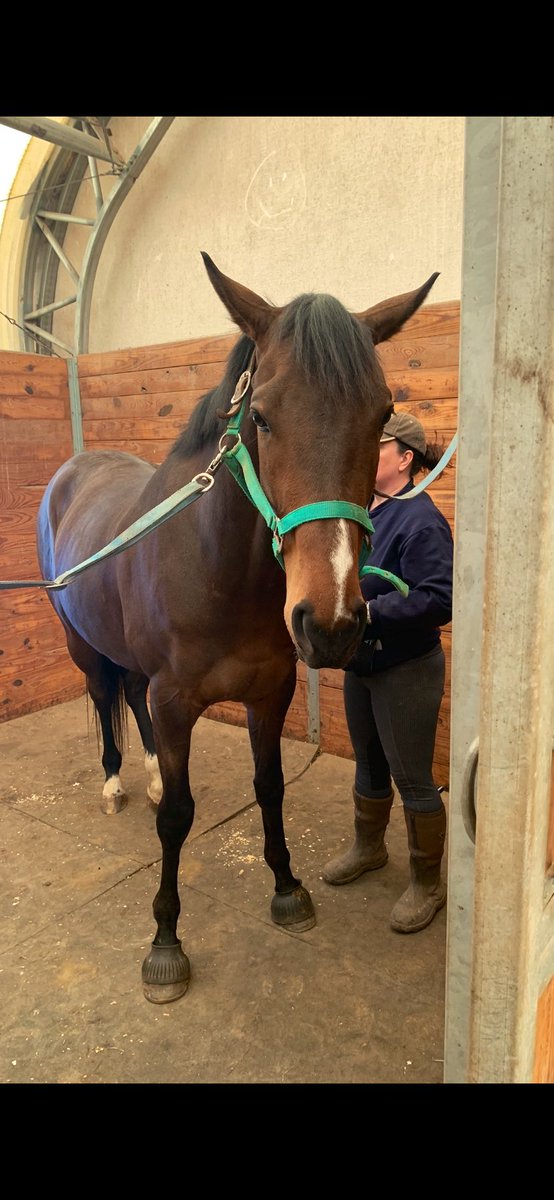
[0,116,174,357]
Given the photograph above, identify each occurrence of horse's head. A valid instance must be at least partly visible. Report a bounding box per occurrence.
[202,252,438,669]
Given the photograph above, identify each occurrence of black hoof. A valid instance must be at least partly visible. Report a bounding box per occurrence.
[141,941,190,1004]
[271,884,316,932]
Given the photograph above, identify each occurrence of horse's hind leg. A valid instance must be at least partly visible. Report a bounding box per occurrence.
[86,658,128,815]
[141,683,197,1003]
[122,671,163,807]
[62,625,127,814]
[247,671,316,933]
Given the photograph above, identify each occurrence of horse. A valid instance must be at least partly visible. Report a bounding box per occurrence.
[36,253,438,1003]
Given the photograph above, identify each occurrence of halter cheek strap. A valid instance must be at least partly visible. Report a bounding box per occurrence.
[222,389,409,597]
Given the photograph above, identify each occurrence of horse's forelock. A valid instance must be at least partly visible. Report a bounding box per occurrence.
[279,294,379,403]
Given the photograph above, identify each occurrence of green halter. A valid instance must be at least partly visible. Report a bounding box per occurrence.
[222,392,409,597]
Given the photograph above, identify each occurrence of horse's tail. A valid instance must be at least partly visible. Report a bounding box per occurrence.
[87,657,129,756]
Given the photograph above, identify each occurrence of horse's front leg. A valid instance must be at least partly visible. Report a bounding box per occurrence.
[141,684,198,1004]
[247,670,316,933]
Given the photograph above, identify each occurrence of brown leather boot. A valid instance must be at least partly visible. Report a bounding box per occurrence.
[390,803,447,933]
[322,789,394,885]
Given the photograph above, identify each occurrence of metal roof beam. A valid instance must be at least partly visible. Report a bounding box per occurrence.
[0,116,124,166]
[76,116,176,353]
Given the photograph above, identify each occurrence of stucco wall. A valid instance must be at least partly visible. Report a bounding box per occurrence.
[54,115,465,352]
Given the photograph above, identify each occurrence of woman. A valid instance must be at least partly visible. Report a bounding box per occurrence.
[323,410,454,933]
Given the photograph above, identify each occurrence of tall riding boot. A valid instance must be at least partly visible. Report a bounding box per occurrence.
[390,803,447,933]
[322,789,394,885]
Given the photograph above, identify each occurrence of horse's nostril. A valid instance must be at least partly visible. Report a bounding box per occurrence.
[291,599,366,667]
[291,601,312,652]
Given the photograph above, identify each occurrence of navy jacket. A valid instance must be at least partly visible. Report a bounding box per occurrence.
[346,481,453,675]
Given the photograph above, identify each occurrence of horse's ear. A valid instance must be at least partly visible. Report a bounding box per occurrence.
[201,252,279,340]
[355,273,440,345]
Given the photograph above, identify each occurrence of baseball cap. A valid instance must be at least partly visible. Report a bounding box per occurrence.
[380,411,426,455]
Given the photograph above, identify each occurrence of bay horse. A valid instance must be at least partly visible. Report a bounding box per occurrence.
[36,253,437,1003]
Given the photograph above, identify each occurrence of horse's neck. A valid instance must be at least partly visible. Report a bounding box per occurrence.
[150,441,276,571]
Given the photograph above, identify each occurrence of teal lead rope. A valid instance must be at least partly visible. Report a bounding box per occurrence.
[0,378,409,598]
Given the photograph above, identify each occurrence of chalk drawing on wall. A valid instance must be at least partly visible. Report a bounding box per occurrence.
[245,150,307,229]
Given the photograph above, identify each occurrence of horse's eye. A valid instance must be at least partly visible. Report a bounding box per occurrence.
[251,408,270,433]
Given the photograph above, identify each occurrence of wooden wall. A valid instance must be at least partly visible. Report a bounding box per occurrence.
[0,353,83,719]
[0,303,458,786]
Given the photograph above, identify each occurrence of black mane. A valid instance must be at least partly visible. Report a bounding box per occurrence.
[170,335,254,458]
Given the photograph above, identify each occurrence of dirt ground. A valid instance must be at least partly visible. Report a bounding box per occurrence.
[0,697,447,1085]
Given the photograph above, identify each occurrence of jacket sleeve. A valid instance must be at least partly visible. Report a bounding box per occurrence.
[365,523,453,635]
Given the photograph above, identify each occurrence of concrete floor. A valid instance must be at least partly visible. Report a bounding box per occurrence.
[0,697,446,1084]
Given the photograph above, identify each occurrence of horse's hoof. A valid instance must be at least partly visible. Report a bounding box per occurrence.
[141,941,190,1004]
[271,884,316,932]
[101,786,128,815]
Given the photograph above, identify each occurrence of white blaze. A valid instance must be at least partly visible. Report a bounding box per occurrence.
[330,519,353,622]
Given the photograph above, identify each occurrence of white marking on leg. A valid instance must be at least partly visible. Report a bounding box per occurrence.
[145,752,163,805]
[330,519,354,622]
[102,774,126,815]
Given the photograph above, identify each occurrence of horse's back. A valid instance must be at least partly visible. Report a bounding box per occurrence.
[37,449,156,577]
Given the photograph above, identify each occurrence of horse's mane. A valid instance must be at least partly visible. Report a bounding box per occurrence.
[170,335,254,458]
[170,293,379,458]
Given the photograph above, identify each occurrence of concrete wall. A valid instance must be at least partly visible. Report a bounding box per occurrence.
[54,116,465,352]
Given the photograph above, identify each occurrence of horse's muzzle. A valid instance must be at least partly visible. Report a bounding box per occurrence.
[291,598,367,669]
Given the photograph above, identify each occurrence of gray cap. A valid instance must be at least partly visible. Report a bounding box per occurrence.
[380,411,426,455]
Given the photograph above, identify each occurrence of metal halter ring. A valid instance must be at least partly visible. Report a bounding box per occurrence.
[218,431,242,454]
[192,472,215,491]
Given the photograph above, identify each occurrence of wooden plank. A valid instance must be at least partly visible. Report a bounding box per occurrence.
[376,332,459,372]
[0,485,45,531]
[0,587,53,621]
[0,458,71,487]
[78,334,238,378]
[0,615,73,666]
[0,650,84,723]
[0,395,68,419]
[87,440,173,463]
[0,528,43,574]
[82,417,194,445]
[0,372,68,401]
[0,351,68,377]
[80,390,208,420]
[385,369,458,403]
[78,361,228,400]
[0,418,73,451]
[391,302,459,338]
